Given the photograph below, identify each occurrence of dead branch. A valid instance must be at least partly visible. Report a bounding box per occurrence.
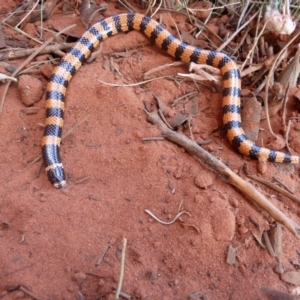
[0,42,75,60]
[146,110,300,239]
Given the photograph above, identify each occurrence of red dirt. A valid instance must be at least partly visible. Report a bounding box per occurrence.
[1,2,300,300]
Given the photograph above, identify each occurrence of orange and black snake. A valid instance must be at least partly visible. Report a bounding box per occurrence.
[42,12,300,188]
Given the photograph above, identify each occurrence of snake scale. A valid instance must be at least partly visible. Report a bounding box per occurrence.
[42,12,300,188]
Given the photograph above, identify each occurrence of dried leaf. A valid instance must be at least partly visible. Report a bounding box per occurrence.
[260,91,283,120]
[226,245,236,265]
[153,94,174,117]
[241,97,261,142]
[179,29,209,49]
[268,224,283,256]
[261,286,296,300]
[168,113,189,128]
[185,96,198,117]
[277,44,300,88]
[0,23,6,49]
[281,271,300,285]
[79,1,107,28]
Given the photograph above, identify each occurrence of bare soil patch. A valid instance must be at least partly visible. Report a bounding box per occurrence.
[1,2,300,299]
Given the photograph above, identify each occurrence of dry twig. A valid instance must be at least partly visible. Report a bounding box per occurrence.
[246,173,300,205]
[145,209,191,225]
[115,238,127,300]
[145,110,300,239]
[0,42,75,60]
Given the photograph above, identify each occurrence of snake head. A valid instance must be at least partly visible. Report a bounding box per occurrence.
[46,163,66,188]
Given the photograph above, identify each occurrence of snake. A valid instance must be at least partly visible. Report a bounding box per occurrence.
[42,12,300,188]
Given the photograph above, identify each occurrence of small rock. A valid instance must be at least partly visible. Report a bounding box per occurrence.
[236,215,245,226]
[238,226,249,235]
[174,168,182,179]
[39,62,53,79]
[229,197,239,208]
[71,271,87,285]
[273,262,284,274]
[98,279,105,287]
[18,75,43,106]
[194,170,215,189]
[211,204,236,241]
[35,54,48,61]
[238,264,247,275]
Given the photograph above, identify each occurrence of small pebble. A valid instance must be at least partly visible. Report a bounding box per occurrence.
[229,197,239,208]
[98,279,105,287]
[40,62,53,78]
[238,226,249,235]
[174,168,182,179]
[236,215,245,226]
[194,170,215,189]
[18,75,43,106]
[274,262,284,274]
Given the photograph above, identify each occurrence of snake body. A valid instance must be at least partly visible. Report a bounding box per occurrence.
[42,12,300,188]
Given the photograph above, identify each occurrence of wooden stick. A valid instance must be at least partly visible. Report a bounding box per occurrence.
[115,238,127,300]
[0,43,75,60]
[146,110,300,239]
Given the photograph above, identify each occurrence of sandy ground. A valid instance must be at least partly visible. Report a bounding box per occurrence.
[1,2,300,299]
